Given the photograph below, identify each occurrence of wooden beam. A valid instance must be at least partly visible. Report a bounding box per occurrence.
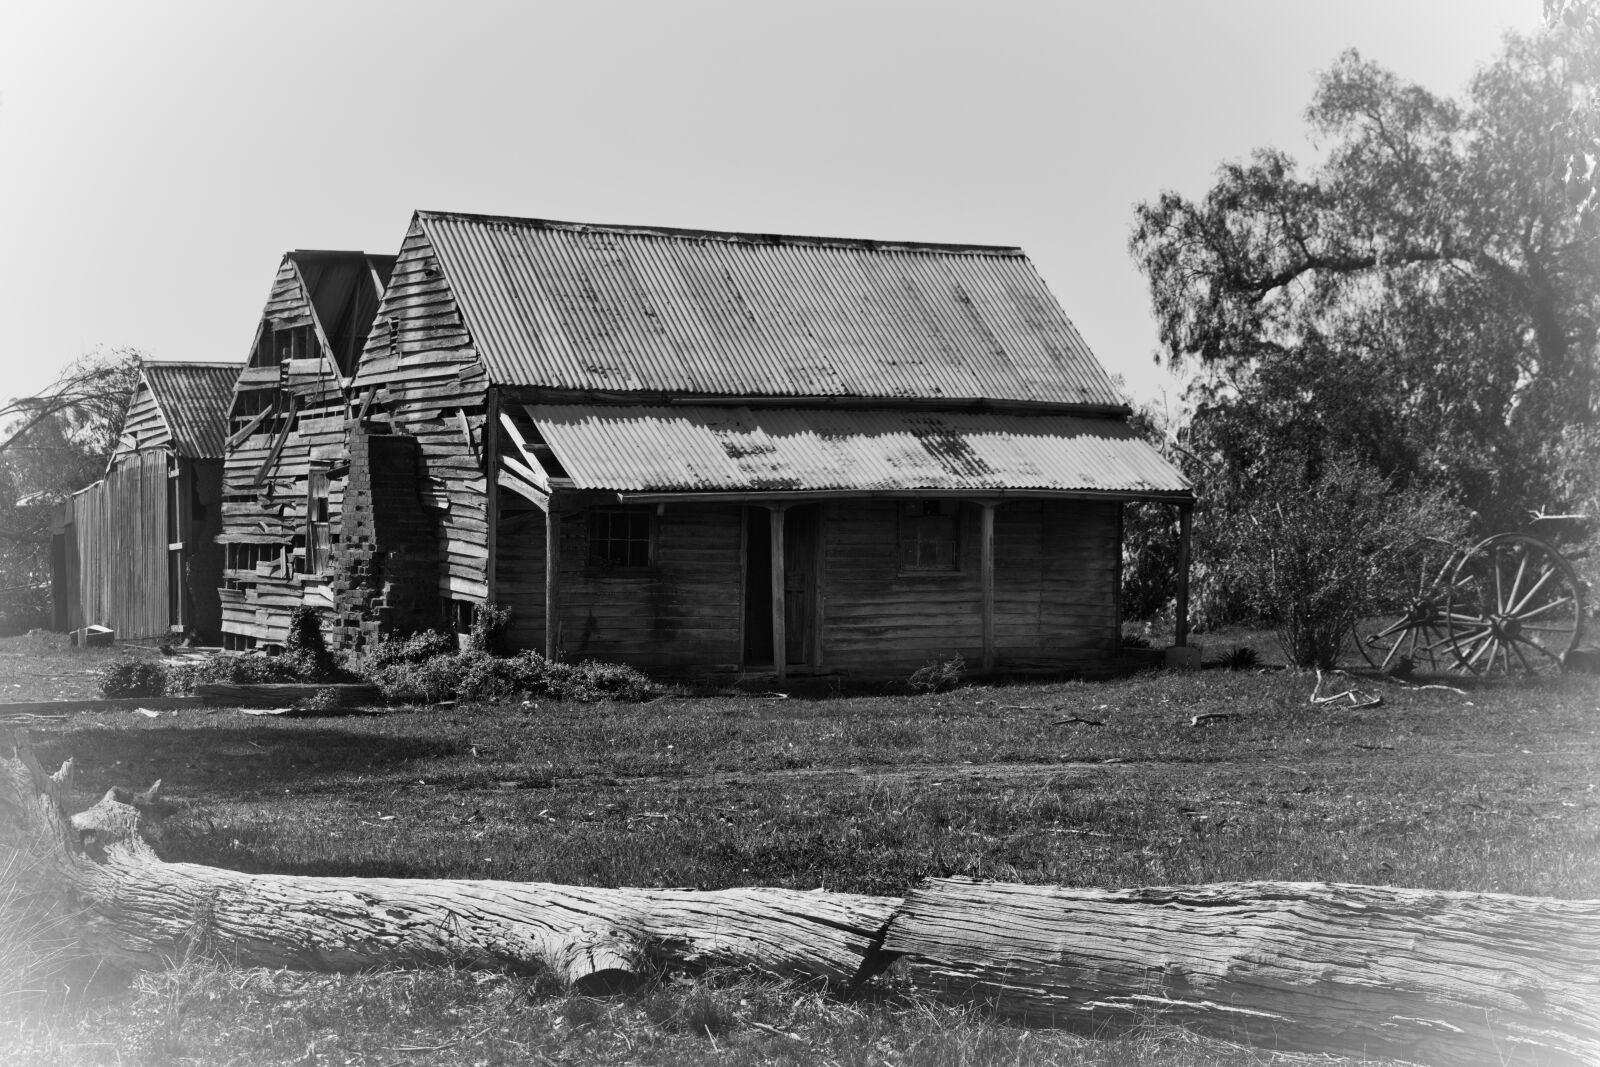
[769,505,787,681]
[226,403,275,449]
[1175,504,1193,647]
[252,394,299,487]
[484,392,499,599]
[980,503,995,672]
[545,500,561,660]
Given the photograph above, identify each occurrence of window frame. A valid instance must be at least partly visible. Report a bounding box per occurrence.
[584,505,657,575]
[897,499,963,574]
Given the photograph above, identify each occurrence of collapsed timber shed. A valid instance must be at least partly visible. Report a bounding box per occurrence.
[217,250,395,649]
[53,361,240,643]
[327,210,1192,677]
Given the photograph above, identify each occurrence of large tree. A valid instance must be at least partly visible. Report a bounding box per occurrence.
[1132,32,1599,537]
[0,351,140,632]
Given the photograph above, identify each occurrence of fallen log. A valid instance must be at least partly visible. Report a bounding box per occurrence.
[0,734,893,993]
[5,733,1599,1065]
[885,875,1600,1064]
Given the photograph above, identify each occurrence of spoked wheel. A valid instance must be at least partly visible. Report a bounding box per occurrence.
[1349,539,1465,674]
[1445,534,1586,677]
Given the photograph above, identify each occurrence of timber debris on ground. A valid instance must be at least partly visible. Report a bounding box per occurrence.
[4,730,1598,1067]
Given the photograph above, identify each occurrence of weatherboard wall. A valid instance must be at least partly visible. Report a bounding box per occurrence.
[62,449,171,641]
[820,499,1118,674]
[353,219,494,613]
[220,254,392,647]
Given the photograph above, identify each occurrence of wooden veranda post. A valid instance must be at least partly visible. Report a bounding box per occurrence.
[769,505,787,681]
[979,502,995,672]
[544,498,561,660]
[1175,503,1193,647]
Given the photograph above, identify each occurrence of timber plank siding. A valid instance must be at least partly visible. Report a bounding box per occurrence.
[56,364,239,643]
[218,251,393,650]
[351,220,494,624]
[314,210,1193,674]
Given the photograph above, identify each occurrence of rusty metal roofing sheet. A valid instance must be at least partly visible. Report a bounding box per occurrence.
[420,211,1129,410]
[526,405,1189,498]
[140,362,241,458]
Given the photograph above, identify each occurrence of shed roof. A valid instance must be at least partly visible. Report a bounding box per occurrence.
[140,362,241,458]
[418,211,1130,410]
[522,404,1190,500]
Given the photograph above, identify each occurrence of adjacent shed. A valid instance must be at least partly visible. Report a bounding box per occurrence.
[333,211,1192,677]
[217,250,395,649]
[53,361,240,643]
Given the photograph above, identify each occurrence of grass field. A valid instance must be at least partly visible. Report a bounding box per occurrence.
[2,632,1598,1065]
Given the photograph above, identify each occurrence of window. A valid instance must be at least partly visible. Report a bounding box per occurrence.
[899,500,960,572]
[304,470,332,575]
[587,507,653,569]
[255,323,315,368]
[225,543,263,590]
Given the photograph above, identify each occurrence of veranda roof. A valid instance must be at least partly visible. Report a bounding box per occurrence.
[520,404,1191,502]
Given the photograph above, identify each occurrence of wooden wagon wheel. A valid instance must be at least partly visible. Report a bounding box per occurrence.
[1348,539,1464,674]
[1444,534,1586,677]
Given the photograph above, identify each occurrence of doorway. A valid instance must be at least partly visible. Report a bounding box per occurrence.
[743,505,819,668]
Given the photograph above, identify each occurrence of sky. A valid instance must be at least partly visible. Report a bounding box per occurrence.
[0,0,1541,413]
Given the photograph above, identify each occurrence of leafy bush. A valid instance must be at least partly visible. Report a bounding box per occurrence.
[284,606,338,680]
[97,660,166,698]
[165,654,304,695]
[467,603,511,656]
[295,687,344,714]
[358,630,458,671]
[1216,645,1261,671]
[362,648,660,705]
[1217,456,1467,669]
[907,655,964,694]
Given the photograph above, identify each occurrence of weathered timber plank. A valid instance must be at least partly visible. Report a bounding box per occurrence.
[884,877,1600,1067]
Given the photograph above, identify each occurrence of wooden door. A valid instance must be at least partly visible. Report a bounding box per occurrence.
[743,506,821,668]
[783,506,819,665]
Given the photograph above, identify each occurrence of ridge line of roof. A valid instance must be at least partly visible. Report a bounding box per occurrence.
[141,360,245,370]
[287,249,398,260]
[414,209,1026,257]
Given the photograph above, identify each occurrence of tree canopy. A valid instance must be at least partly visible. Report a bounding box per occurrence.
[0,351,140,631]
[1132,33,1598,535]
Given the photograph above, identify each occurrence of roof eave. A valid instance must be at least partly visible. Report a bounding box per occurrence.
[609,488,1194,506]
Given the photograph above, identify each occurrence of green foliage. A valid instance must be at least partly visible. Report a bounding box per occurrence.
[295,687,345,714]
[283,607,337,681]
[0,351,142,633]
[1215,646,1261,671]
[1217,456,1467,669]
[164,654,305,695]
[467,603,511,655]
[357,630,458,670]
[1132,34,1600,576]
[96,660,166,698]
[1119,405,1185,622]
[361,648,661,705]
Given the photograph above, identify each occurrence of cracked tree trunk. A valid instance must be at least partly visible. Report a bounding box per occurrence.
[5,732,1600,1065]
[885,877,1600,1066]
[0,733,896,993]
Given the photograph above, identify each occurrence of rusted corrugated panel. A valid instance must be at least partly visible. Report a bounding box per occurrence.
[142,362,242,459]
[526,405,1189,497]
[420,211,1128,409]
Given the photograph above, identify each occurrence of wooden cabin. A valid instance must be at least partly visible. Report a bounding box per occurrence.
[332,211,1192,677]
[53,361,239,643]
[217,250,395,650]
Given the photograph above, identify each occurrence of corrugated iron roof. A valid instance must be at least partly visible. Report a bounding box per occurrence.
[526,405,1190,498]
[420,211,1130,410]
[141,362,241,458]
